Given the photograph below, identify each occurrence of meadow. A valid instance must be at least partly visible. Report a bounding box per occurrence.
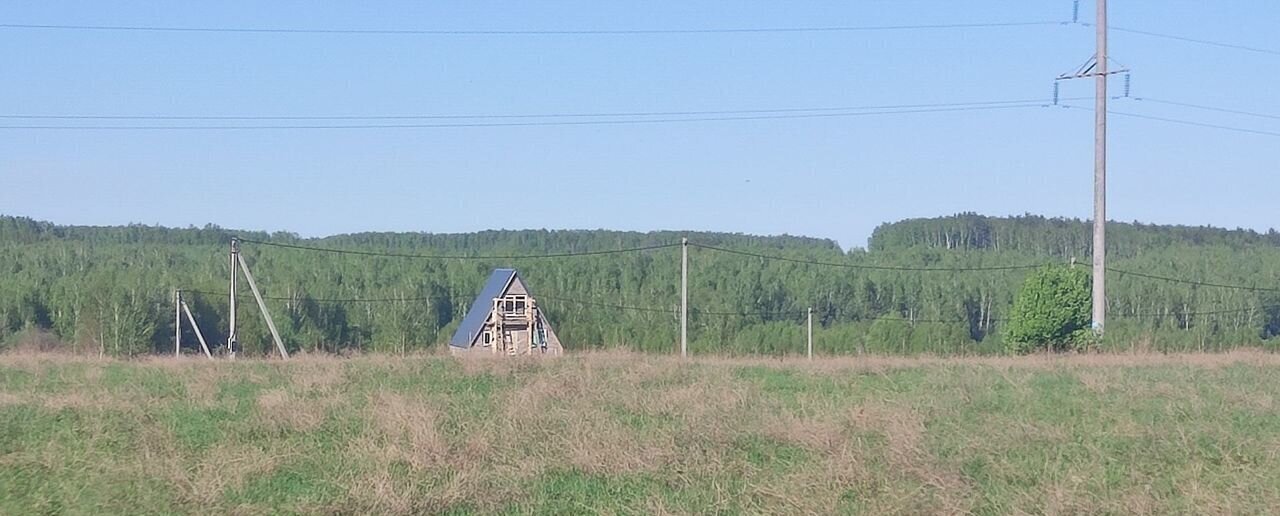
[3,351,1280,514]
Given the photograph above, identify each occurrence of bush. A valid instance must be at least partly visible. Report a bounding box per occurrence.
[1261,293,1280,340]
[1003,265,1092,354]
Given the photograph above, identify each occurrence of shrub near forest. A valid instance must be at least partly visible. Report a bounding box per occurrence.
[1003,265,1093,354]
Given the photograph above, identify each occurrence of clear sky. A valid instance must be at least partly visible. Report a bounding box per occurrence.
[1,1,1276,248]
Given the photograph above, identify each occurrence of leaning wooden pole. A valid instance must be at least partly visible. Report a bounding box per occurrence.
[235,253,290,360]
[181,301,214,359]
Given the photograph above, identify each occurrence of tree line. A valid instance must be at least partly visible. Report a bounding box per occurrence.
[2,214,1278,357]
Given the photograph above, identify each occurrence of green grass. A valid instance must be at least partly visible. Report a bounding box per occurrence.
[2,351,1280,514]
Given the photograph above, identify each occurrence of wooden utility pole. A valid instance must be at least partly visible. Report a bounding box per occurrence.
[680,237,688,358]
[228,238,238,359]
[174,289,182,357]
[1091,0,1108,334]
[807,307,813,360]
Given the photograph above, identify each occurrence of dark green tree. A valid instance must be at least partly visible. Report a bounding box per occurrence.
[1003,265,1092,354]
[1261,293,1280,340]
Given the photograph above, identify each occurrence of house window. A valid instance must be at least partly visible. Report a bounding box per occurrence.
[503,295,528,315]
[483,332,491,346]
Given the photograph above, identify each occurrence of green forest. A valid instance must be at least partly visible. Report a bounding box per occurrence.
[2,213,1278,357]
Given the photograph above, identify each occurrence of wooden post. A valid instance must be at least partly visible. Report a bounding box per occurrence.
[174,289,182,357]
[228,238,238,359]
[235,253,289,360]
[807,307,813,360]
[182,301,214,359]
[681,237,688,358]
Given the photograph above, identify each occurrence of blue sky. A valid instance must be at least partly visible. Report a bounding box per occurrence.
[1,1,1276,248]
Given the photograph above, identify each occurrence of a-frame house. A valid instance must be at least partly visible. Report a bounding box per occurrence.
[448,268,563,355]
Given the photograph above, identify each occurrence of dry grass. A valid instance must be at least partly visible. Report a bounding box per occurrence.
[3,349,1280,514]
[255,388,326,432]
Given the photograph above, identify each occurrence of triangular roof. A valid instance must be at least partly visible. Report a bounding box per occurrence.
[449,268,520,348]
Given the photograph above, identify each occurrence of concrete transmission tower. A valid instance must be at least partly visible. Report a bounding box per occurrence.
[1057,0,1127,334]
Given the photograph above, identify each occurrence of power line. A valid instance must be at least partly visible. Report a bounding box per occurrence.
[0,103,1048,130]
[183,288,978,322]
[185,289,433,303]
[0,20,1063,36]
[235,237,679,259]
[689,243,1045,272]
[822,309,1274,323]
[537,295,674,314]
[1114,305,1280,318]
[1061,104,1280,138]
[184,285,1276,327]
[187,287,677,313]
[0,98,1085,121]
[713,310,971,321]
[1109,110,1280,138]
[1108,267,1280,293]
[1078,23,1280,57]
[873,315,980,324]
[696,308,811,318]
[1133,97,1280,122]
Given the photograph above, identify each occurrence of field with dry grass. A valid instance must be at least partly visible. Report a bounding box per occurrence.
[3,351,1280,514]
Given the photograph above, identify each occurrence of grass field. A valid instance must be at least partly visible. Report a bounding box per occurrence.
[3,351,1280,514]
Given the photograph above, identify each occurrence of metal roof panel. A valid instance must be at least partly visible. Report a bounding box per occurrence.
[448,268,518,348]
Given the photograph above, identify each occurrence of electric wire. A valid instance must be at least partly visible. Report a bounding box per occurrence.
[184,288,972,321]
[184,289,432,303]
[695,308,811,318]
[1061,104,1280,138]
[1078,23,1280,57]
[0,98,1085,121]
[537,295,675,314]
[0,103,1048,130]
[0,20,1063,36]
[689,242,1045,272]
[1134,97,1280,121]
[234,237,679,259]
[872,315,984,324]
[183,289,1274,323]
[185,288,677,313]
[1108,267,1280,293]
[1108,110,1280,138]
[1113,305,1280,318]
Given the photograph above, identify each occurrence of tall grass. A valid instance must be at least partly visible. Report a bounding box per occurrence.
[3,350,1280,514]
